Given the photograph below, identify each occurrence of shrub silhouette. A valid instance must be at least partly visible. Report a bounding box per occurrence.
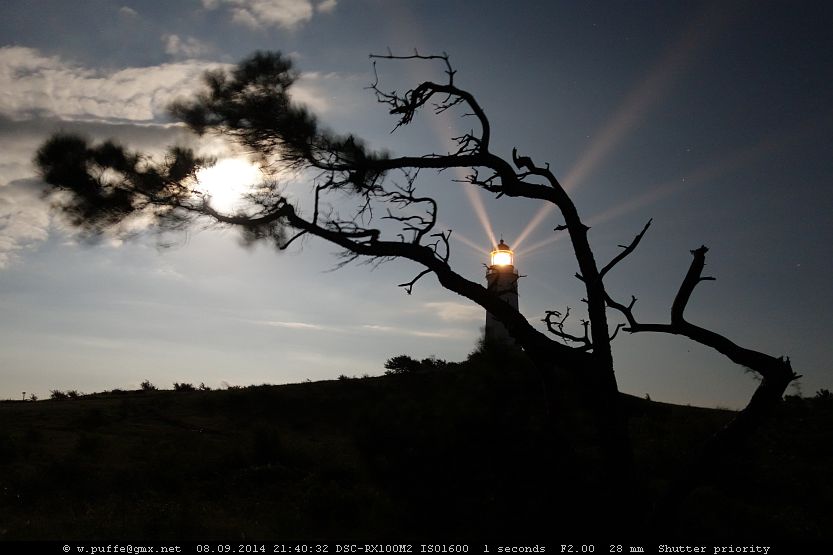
[383,355,421,375]
[419,355,449,371]
[173,382,196,392]
[50,390,68,400]
[140,380,157,391]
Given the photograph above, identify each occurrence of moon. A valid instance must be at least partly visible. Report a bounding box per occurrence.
[194,158,262,213]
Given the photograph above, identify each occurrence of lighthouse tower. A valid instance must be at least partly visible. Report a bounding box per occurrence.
[485,239,519,346]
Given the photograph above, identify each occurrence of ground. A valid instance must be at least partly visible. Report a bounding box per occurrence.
[0,355,830,541]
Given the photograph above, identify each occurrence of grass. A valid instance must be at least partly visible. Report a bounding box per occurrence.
[0,357,830,541]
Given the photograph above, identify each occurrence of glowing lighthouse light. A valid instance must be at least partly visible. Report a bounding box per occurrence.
[485,238,519,346]
[490,240,514,267]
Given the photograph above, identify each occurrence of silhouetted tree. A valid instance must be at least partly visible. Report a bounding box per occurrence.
[383,355,421,375]
[34,50,799,532]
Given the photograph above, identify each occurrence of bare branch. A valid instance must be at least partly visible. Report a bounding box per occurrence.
[368,50,491,150]
[671,245,711,326]
[370,50,456,84]
[428,230,452,263]
[543,307,593,351]
[278,230,307,250]
[511,147,560,189]
[600,219,652,278]
[274,200,586,367]
[609,322,626,342]
[398,269,432,295]
[456,167,502,195]
[509,146,612,363]
[606,246,797,385]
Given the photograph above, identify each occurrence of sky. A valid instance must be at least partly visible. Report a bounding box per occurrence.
[1,0,831,408]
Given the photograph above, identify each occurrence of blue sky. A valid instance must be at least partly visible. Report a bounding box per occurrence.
[1,0,831,407]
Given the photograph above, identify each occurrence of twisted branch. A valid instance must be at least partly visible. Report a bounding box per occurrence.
[605,244,799,522]
[543,307,593,351]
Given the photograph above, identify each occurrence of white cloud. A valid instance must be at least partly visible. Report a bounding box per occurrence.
[317,0,337,13]
[0,179,50,269]
[292,71,342,114]
[361,324,466,339]
[0,130,40,187]
[249,319,466,339]
[230,8,262,28]
[119,6,138,17]
[0,46,220,123]
[0,46,348,124]
[163,34,211,59]
[203,0,336,30]
[422,301,483,322]
[257,319,339,332]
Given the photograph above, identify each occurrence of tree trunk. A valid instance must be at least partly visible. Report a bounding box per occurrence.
[530,347,638,535]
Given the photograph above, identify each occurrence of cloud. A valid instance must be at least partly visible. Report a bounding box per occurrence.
[0,116,198,190]
[249,319,467,339]
[421,301,483,322]
[291,71,348,114]
[0,46,220,123]
[0,115,198,193]
[119,6,138,17]
[163,34,211,60]
[0,124,43,188]
[317,0,337,13]
[0,46,352,269]
[0,114,201,270]
[0,46,348,124]
[361,324,466,339]
[257,319,341,332]
[202,0,337,29]
[0,179,50,269]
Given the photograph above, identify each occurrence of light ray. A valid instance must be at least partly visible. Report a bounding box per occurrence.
[380,45,501,251]
[487,106,823,264]
[431,104,499,248]
[587,109,833,229]
[459,178,498,248]
[513,203,556,251]
[512,1,741,251]
[516,232,568,259]
[377,15,502,251]
[427,101,498,248]
[447,227,489,257]
[515,109,817,261]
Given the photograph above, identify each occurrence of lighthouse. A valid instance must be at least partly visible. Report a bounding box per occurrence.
[485,239,519,346]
